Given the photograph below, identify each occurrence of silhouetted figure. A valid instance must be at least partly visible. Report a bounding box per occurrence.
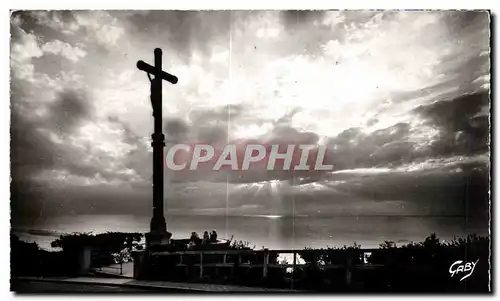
[210,229,218,243]
[190,232,199,244]
[203,231,209,244]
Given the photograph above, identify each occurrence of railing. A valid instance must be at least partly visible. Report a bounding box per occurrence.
[96,262,124,276]
[148,248,410,286]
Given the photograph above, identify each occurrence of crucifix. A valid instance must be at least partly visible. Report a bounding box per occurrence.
[137,48,178,245]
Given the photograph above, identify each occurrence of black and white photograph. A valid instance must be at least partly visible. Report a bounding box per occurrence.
[8,9,492,293]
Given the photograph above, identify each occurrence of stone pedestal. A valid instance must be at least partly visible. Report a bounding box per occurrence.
[134,231,172,280]
[145,231,172,249]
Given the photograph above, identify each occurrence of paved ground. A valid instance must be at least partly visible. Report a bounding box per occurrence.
[97,262,134,278]
[11,279,151,293]
[12,277,299,293]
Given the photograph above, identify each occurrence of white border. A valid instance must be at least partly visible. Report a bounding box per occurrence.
[1,1,497,301]
[3,0,497,10]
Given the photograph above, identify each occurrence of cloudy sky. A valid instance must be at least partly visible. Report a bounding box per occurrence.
[10,11,490,224]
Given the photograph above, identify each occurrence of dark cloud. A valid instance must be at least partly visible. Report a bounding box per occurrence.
[10,85,137,184]
[280,10,326,28]
[10,107,61,179]
[443,10,490,34]
[436,54,489,93]
[323,123,411,170]
[329,161,489,218]
[49,89,93,134]
[10,11,76,41]
[10,81,72,180]
[321,91,490,172]
[414,91,490,157]
[164,118,189,141]
[165,105,244,144]
[10,100,152,220]
[106,116,153,180]
[415,92,488,127]
[11,182,152,220]
[121,11,232,61]
[10,87,81,220]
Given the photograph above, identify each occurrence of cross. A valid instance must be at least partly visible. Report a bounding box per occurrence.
[137,48,178,239]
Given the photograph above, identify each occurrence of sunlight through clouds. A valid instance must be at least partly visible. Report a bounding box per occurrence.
[10,10,490,219]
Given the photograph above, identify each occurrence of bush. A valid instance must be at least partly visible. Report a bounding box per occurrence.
[51,231,143,267]
[11,235,79,277]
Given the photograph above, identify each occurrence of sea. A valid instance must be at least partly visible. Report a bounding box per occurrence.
[11,214,489,252]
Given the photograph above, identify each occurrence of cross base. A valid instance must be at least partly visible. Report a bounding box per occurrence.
[150,216,166,233]
[145,231,172,249]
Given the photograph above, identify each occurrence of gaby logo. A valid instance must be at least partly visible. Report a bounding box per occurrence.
[449,259,479,281]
